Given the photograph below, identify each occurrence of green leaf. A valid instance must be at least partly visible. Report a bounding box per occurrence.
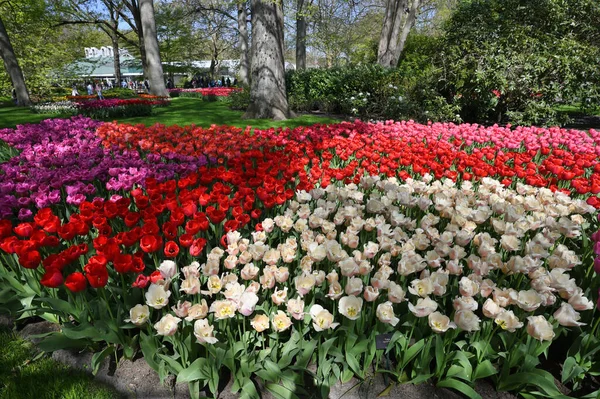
[62,322,103,341]
[139,332,159,372]
[33,297,78,318]
[378,383,394,397]
[36,332,88,352]
[341,368,354,383]
[435,335,445,377]
[402,338,425,368]
[473,360,497,381]
[177,357,207,384]
[188,380,201,399]
[407,373,434,384]
[454,351,473,381]
[266,383,300,399]
[157,354,184,374]
[208,364,219,396]
[497,370,571,399]
[346,352,362,378]
[91,345,115,375]
[580,389,600,399]
[563,357,587,386]
[296,339,317,369]
[437,378,482,399]
[240,379,260,399]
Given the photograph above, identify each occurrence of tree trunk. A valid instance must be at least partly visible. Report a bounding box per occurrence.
[377,0,420,67]
[210,33,219,79]
[139,0,167,96]
[0,16,31,106]
[237,1,250,86]
[377,0,405,67]
[131,4,149,78]
[394,0,420,64]
[111,32,122,86]
[295,0,306,70]
[244,0,291,120]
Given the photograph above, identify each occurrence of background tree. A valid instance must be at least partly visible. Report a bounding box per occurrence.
[0,16,31,105]
[377,0,421,67]
[186,0,248,83]
[140,0,167,95]
[244,0,291,120]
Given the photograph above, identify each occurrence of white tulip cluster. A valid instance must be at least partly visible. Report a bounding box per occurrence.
[128,174,595,343]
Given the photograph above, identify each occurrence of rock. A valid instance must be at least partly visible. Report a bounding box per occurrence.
[0,313,14,329]
[18,321,59,344]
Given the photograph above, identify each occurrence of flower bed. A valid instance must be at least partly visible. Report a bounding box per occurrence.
[0,117,206,220]
[31,96,170,119]
[30,101,77,115]
[97,120,600,201]
[0,119,598,399]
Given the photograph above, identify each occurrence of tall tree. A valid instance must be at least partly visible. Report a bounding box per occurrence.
[101,0,123,85]
[377,0,420,67]
[140,0,167,95]
[0,16,31,106]
[295,0,307,69]
[244,0,291,120]
[118,0,149,77]
[237,1,249,85]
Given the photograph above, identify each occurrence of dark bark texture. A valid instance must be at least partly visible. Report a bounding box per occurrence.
[244,0,291,120]
[295,0,306,70]
[140,0,168,96]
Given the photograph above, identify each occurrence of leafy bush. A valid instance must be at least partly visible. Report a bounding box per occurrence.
[439,0,600,126]
[227,87,250,110]
[79,104,153,119]
[202,94,218,102]
[103,88,138,99]
[286,61,460,123]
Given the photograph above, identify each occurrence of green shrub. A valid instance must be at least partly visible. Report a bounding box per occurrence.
[103,88,138,99]
[202,94,219,102]
[228,88,250,110]
[285,60,460,123]
[439,0,600,126]
[79,104,153,119]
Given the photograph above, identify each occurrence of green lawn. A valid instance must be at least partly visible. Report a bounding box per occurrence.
[555,104,600,115]
[0,98,341,130]
[0,328,120,399]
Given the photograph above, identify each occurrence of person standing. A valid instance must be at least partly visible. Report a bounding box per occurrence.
[71,84,79,96]
[144,79,150,92]
[11,88,17,105]
[87,82,93,95]
[96,82,104,100]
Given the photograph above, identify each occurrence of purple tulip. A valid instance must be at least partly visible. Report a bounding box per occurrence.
[0,116,207,217]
